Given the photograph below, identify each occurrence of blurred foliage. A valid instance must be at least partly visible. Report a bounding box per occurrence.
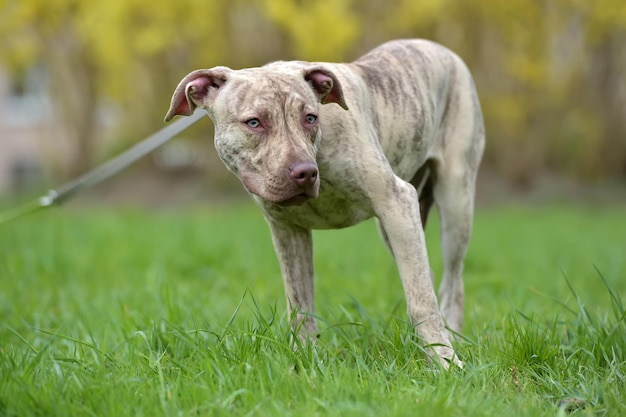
[0,0,624,183]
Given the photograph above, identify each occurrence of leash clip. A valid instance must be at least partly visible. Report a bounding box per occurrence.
[39,190,59,207]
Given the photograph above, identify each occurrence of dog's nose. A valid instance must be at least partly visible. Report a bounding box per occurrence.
[289,162,318,189]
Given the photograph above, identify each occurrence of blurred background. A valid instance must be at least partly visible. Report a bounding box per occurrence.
[1,0,625,205]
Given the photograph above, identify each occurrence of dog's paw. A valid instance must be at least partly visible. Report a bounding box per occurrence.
[442,353,464,370]
[428,345,464,370]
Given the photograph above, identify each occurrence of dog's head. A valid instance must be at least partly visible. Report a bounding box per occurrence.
[165,63,348,206]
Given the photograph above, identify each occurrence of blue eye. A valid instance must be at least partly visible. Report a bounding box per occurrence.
[246,118,261,128]
[305,114,317,124]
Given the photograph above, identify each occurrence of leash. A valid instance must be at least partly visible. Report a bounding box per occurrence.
[0,110,205,226]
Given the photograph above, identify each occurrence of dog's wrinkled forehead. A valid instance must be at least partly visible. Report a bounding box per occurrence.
[219,66,318,115]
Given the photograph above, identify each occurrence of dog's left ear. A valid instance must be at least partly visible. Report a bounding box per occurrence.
[304,68,349,110]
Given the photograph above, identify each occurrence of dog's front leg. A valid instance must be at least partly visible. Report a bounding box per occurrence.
[374,179,462,368]
[265,218,319,341]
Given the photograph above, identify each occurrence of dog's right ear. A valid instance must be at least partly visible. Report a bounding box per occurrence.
[164,67,230,122]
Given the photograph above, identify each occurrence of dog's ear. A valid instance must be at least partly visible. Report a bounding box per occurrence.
[304,68,349,110]
[164,67,231,122]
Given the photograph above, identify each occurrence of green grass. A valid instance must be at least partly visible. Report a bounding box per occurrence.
[1,203,624,416]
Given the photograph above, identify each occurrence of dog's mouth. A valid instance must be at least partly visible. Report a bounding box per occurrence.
[276,193,311,207]
[244,182,314,207]
[241,173,319,207]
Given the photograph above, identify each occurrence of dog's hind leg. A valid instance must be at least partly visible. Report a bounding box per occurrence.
[432,160,475,336]
[413,162,436,229]
[432,86,484,337]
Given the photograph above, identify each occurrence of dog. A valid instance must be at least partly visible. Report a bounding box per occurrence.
[165,39,485,367]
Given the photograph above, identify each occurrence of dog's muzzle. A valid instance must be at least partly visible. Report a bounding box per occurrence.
[241,161,320,207]
[278,162,319,206]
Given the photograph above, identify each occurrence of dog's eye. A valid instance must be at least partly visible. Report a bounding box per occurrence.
[305,114,317,125]
[245,118,261,129]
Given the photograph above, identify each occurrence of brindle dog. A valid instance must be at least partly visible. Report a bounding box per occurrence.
[166,40,485,368]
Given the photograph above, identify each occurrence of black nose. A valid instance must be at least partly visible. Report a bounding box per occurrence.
[289,162,318,188]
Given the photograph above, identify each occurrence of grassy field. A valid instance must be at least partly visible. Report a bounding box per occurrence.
[1,202,624,416]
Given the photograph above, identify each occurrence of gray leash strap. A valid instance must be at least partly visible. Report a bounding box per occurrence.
[0,110,205,225]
